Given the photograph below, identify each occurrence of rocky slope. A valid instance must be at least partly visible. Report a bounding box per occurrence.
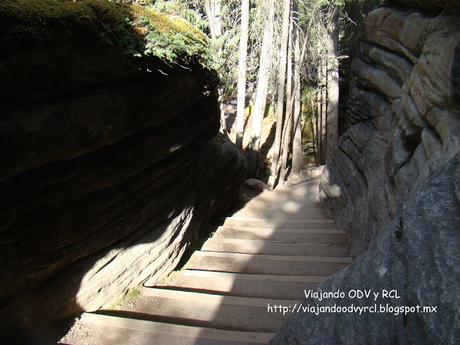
[0,0,246,340]
[273,0,460,344]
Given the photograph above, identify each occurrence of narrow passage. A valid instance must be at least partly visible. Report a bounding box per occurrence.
[63,171,352,345]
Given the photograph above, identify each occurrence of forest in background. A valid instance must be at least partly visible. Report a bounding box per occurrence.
[113,0,381,187]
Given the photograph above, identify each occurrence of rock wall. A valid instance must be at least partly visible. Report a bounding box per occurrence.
[273,1,459,344]
[322,2,460,257]
[0,11,246,339]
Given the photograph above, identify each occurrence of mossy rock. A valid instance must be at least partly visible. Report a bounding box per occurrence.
[131,5,206,44]
[0,0,129,44]
[0,0,208,63]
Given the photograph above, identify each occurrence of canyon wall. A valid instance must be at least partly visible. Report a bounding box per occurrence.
[0,2,246,338]
[273,0,459,344]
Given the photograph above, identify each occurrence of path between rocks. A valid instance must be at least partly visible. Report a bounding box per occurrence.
[61,173,352,345]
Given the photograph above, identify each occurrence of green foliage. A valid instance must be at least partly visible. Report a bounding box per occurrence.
[0,0,130,43]
[130,5,208,63]
[109,286,142,310]
[0,0,209,65]
[150,0,208,31]
[143,0,245,99]
[207,28,241,100]
[126,287,141,299]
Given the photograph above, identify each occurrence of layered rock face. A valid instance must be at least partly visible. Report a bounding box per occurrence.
[322,0,460,257]
[273,1,459,344]
[0,19,246,338]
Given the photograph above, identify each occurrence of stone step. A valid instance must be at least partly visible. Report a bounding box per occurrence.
[115,287,299,332]
[156,270,326,300]
[224,218,336,229]
[186,251,351,276]
[214,226,348,244]
[62,312,274,345]
[202,238,349,257]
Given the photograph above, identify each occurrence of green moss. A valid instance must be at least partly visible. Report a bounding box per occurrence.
[0,0,208,64]
[108,286,142,310]
[130,4,207,62]
[126,286,141,299]
[0,0,128,42]
[157,270,180,285]
[131,5,206,44]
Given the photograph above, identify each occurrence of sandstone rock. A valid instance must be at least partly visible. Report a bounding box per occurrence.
[244,178,269,192]
[321,7,460,257]
[272,156,460,345]
[0,20,246,340]
[274,3,460,344]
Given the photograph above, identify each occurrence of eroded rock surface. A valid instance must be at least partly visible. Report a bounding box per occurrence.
[323,3,460,256]
[0,17,246,339]
[273,2,460,344]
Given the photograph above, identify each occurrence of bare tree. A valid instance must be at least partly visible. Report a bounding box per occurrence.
[235,0,250,150]
[247,0,276,177]
[205,0,222,39]
[326,8,339,158]
[268,0,291,187]
[278,18,294,185]
[320,55,327,165]
[291,26,303,178]
[315,88,321,165]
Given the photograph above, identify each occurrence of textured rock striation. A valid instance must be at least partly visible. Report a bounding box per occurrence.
[0,4,246,338]
[322,1,460,256]
[273,1,460,344]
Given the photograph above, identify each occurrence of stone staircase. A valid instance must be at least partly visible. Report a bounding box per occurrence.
[61,176,351,345]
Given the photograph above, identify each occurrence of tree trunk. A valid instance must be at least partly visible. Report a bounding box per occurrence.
[205,0,222,39]
[278,20,294,185]
[291,27,303,177]
[309,95,317,162]
[320,56,328,165]
[247,0,276,177]
[268,0,291,187]
[205,0,226,135]
[326,9,339,159]
[235,0,250,150]
[279,116,293,186]
[316,88,321,165]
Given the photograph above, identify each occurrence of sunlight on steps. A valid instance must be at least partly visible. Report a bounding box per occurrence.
[61,175,352,345]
